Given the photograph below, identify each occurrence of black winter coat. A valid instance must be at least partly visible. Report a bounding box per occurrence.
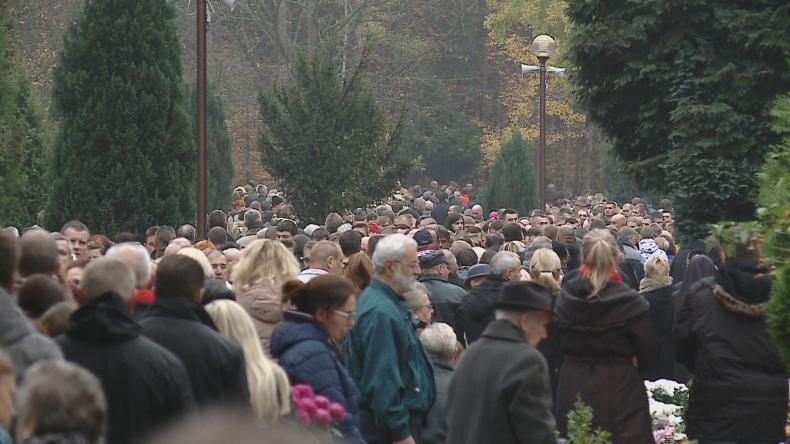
[554,277,657,444]
[674,271,788,442]
[446,320,556,444]
[57,292,194,444]
[140,296,250,408]
[640,284,676,381]
[462,275,507,344]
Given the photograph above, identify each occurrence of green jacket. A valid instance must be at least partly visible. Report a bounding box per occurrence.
[342,278,436,440]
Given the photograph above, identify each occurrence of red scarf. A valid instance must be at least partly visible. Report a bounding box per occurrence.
[579,264,623,283]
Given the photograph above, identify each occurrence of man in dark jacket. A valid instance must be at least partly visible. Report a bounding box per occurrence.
[57,257,194,444]
[343,234,435,444]
[141,255,249,407]
[463,251,521,344]
[674,242,788,443]
[616,227,644,282]
[447,281,556,444]
[0,232,62,379]
[418,250,466,341]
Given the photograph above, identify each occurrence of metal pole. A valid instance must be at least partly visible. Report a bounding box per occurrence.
[197,0,208,240]
[538,56,547,212]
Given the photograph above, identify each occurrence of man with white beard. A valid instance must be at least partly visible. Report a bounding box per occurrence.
[343,234,436,444]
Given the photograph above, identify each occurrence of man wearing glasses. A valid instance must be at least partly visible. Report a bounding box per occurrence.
[343,234,436,444]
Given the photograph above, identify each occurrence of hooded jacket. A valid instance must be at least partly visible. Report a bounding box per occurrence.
[462,275,508,344]
[140,296,249,408]
[236,280,283,356]
[674,261,788,443]
[57,292,194,444]
[0,288,62,379]
[553,277,657,444]
[271,311,363,444]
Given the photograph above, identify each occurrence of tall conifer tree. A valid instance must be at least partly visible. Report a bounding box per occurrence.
[0,18,49,228]
[190,84,234,212]
[45,0,195,235]
[481,131,537,214]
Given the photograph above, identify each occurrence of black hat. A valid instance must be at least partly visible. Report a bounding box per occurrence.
[413,229,433,247]
[419,250,447,269]
[271,195,284,207]
[495,281,553,312]
[464,264,490,286]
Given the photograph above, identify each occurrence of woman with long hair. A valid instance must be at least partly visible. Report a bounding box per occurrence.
[639,256,675,381]
[205,300,291,424]
[554,229,657,444]
[529,248,564,395]
[270,275,364,444]
[529,248,562,294]
[344,252,374,291]
[232,239,300,355]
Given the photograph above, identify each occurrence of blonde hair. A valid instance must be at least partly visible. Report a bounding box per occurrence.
[500,241,526,254]
[582,229,621,297]
[529,248,562,294]
[644,255,670,280]
[205,300,291,423]
[231,239,300,292]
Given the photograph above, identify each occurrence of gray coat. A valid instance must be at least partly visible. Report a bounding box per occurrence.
[0,288,62,379]
[422,355,453,444]
[419,274,466,340]
[446,319,557,444]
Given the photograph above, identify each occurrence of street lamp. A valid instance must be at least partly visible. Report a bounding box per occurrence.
[531,34,555,212]
[196,0,237,239]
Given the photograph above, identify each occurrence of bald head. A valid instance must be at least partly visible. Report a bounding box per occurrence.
[81,257,136,302]
[610,214,627,230]
[308,241,343,273]
[19,229,59,277]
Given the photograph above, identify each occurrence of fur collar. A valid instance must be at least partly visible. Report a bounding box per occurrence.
[713,284,768,318]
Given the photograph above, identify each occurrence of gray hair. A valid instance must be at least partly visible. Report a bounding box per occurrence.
[81,257,136,302]
[489,251,521,276]
[50,232,73,256]
[442,249,457,268]
[529,236,553,250]
[403,282,429,310]
[17,360,107,444]
[419,323,457,359]
[244,209,263,229]
[106,243,151,288]
[372,234,417,273]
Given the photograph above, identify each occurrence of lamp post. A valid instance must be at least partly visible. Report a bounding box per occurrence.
[197,0,207,240]
[531,34,556,212]
[196,0,237,240]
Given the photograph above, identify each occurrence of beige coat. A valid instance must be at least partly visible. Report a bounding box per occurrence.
[236,280,284,356]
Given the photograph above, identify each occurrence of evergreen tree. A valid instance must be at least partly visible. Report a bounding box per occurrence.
[0,20,49,228]
[566,0,790,242]
[45,0,195,236]
[481,131,537,214]
[401,88,482,184]
[258,45,410,223]
[190,83,234,212]
[763,94,790,363]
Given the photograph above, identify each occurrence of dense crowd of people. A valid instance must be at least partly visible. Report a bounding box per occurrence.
[0,180,786,444]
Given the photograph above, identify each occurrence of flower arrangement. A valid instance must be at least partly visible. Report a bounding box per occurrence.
[645,380,690,444]
[292,384,348,442]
